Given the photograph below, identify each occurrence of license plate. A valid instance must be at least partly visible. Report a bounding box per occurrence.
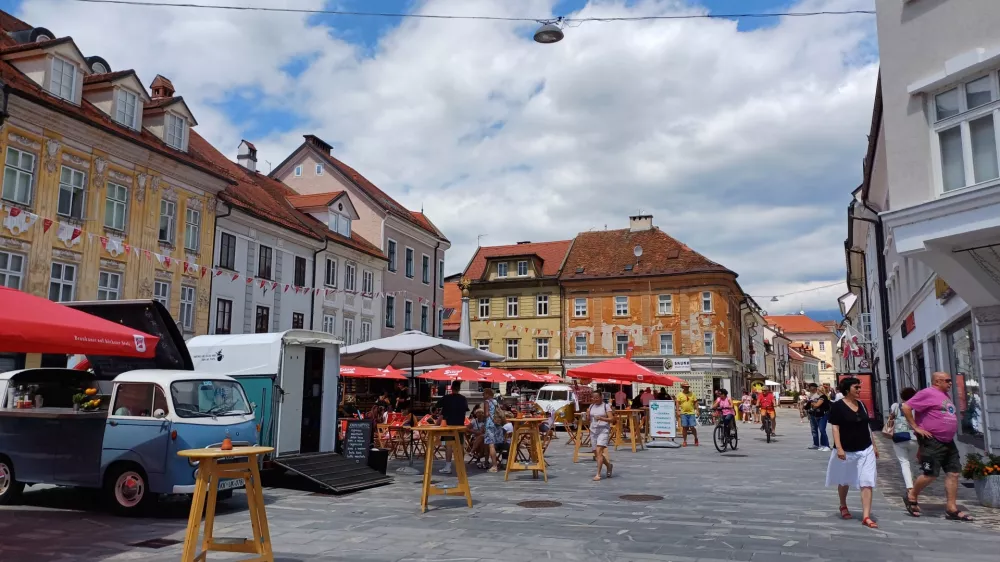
[218,478,245,491]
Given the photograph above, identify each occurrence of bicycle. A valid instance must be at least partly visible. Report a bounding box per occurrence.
[761,410,774,443]
[712,409,738,452]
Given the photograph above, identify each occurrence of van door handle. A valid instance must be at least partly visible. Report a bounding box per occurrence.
[108,420,118,427]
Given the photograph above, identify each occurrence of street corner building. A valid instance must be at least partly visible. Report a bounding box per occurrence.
[765,315,838,386]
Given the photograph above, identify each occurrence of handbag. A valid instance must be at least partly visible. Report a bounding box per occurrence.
[490,400,507,426]
[884,404,911,442]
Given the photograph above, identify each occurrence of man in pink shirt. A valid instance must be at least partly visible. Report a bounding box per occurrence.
[901,372,973,521]
[640,388,653,407]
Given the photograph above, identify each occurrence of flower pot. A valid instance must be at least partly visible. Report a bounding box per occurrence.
[73,404,79,412]
[974,474,1000,508]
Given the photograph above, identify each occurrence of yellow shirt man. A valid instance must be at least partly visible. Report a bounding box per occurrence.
[676,391,698,415]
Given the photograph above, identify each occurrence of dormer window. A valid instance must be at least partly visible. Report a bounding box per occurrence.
[329,212,351,237]
[115,88,138,129]
[50,56,76,101]
[164,113,186,150]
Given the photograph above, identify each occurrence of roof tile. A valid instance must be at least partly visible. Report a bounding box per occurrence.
[465,240,572,280]
[443,281,462,329]
[560,227,731,280]
[286,192,343,209]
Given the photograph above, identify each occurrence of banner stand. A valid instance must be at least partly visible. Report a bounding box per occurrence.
[646,400,681,448]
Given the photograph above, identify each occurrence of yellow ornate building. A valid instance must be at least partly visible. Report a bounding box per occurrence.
[0,18,230,370]
[462,240,572,374]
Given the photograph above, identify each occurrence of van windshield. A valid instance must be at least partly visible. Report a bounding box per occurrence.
[170,380,250,418]
[538,390,568,401]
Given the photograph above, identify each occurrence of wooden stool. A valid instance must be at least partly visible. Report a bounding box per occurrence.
[504,417,548,482]
[614,409,645,452]
[572,413,592,463]
[418,426,472,513]
[177,446,274,562]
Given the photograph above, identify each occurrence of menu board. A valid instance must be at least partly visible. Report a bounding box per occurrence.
[343,419,373,464]
[649,400,676,439]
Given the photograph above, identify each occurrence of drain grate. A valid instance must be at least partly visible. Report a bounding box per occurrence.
[517,500,562,508]
[620,494,663,502]
[129,538,181,549]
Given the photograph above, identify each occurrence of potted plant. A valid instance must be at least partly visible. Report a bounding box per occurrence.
[961,452,1000,508]
[73,388,101,412]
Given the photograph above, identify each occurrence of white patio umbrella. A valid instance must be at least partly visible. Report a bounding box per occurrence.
[764,380,782,387]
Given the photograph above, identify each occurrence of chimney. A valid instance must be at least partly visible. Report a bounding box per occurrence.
[303,134,333,155]
[629,214,653,232]
[150,75,175,100]
[237,140,257,172]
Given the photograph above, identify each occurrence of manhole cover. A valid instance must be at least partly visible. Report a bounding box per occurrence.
[517,500,562,508]
[619,494,663,502]
[129,538,181,549]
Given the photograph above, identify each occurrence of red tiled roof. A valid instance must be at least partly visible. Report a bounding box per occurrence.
[768,315,833,335]
[144,96,185,110]
[559,227,732,280]
[83,70,136,85]
[286,192,343,209]
[150,75,174,91]
[0,36,72,55]
[465,240,572,280]
[410,211,445,238]
[0,11,31,34]
[788,348,805,361]
[443,282,462,329]
[243,140,257,151]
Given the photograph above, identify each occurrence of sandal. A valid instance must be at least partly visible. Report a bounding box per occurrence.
[945,510,974,521]
[593,475,601,481]
[487,466,498,473]
[903,493,921,517]
[861,517,878,529]
[839,505,853,519]
[606,463,614,478]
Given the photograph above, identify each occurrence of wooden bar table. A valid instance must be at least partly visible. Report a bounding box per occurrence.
[572,412,592,463]
[418,425,471,513]
[613,409,645,452]
[505,417,548,482]
[176,446,274,562]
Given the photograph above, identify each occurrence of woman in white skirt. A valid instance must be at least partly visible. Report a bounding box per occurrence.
[827,376,880,529]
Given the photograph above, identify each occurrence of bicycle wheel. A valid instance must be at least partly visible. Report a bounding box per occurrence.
[729,424,738,450]
[713,424,727,452]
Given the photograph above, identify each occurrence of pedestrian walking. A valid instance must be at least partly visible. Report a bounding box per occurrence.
[805,382,831,451]
[826,376,880,529]
[676,383,699,446]
[750,387,761,423]
[887,387,918,511]
[740,390,752,423]
[901,372,974,521]
[588,392,614,481]
[481,388,506,473]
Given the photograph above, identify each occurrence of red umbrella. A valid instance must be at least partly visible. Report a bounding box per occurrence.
[567,357,683,386]
[419,365,488,382]
[477,367,515,383]
[507,369,544,382]
[0,288,159,358]
[339,366,407,380]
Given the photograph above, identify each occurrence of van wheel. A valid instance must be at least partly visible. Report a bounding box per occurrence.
[103,464,156,516]
[0,457,25,505]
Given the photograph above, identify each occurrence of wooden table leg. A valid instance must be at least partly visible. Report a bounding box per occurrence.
[180,461,210,562]
[249,456,274,560]
[420,434,437,513]
[451,437,473,508]
[630,414,638,452]
[200,463,220,555]
[504,429,519,481]
[533,428,548,482]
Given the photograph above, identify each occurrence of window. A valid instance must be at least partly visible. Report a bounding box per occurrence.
[361,320,372,342]
[215,299,232,334]
[294,166,302,177]
[111,383,157,418]
[385,296,395,328]
[575,335,587,356]
[325,258,338,288]
[48,262,75,302]
[362,270,374,295]
[404,300,413,330]
[345,262,356,291]
[322,314,336,335]
[104,182,128,231]
[422,254,430,284]
[660,333,674,355]
[536,294,549,316]
[479,298,490,318]
[294,256,307,287]
[616,334,629,356]
[255,306,270,333]
[420,304,429,333]
[506,339,519,360]
[289,312,303,330]
[97,271,121,300]
[115,88,138,129]
[658,294,672,315]
[574,298,587,317]
[497,262,508,278]
[614,296,629,316]
[257,245,273,280]
[158,199,175,243]
[0,251,25,289]
[405,247,414,278]
[536,338,549,359]
[180,286,195,330]
[50,57,76,101]
[438,260,444,288]
[387,240,397,272]
[517,260,528,276]
[184,207,200,252]
[477,339,490,352]
[819,341,826,352]
[330,212,351,237]
[315,163,323,175]
[702,291,713,312]
[154,280,170,308]
[506,296,519,317]
[704,332,715,355]
[933,74,1000,191]
[164,113,186,150]
[3,147,35,205]
[58,166,86,219]
[218,232,236,270]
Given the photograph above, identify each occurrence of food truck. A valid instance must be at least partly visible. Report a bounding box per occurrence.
[0,299,257,515]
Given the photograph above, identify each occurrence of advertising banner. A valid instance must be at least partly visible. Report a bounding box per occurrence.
[649,399,676,439]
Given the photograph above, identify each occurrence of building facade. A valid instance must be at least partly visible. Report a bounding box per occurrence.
[766,316,839,385]
[763,324,792,386]
[461,240,571,374]
[271,135,449,338]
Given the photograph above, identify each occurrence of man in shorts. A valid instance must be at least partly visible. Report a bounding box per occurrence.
[675,383,699,446]
[758,386,777,434]
[902,372,973,521]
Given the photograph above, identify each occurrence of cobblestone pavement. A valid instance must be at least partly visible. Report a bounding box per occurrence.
[2,410,999,562]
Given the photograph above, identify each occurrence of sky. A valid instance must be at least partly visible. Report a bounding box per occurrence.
[2,0,879,317]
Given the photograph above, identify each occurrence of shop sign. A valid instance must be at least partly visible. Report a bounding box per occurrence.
[662,357,691,372]
[935,278,956,302]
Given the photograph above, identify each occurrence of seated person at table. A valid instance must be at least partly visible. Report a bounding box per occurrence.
[419,406,440,426]
[468,410,489,468]
[540,406,555,433]
[375,392,392,412]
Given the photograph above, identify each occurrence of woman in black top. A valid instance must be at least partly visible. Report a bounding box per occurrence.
[826,377,880,529]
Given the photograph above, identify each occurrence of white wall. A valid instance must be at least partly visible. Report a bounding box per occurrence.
[311,243,385,345]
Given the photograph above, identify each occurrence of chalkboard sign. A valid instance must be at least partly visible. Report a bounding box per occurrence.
[343,419,373,464]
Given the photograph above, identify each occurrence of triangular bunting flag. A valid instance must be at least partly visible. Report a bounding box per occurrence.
[99,236,109,250]
[271,281,279,290]
[246,277,254,284]
[123,243,131,255]
[284,284,290,293]
[143,249,152,261]
[260,279,266,289]
[8,207,20,217]
[183,262,190,274]
[201,265,208,279]
[231,273,240,282]
[163,256,172,268]
[154,253,165,266]
[42,218,53,233]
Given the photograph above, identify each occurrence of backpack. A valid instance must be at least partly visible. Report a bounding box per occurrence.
[489,399,506,426]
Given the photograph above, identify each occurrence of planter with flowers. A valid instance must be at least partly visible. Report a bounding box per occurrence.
[72,388,101,412]
[961,452,1000,508]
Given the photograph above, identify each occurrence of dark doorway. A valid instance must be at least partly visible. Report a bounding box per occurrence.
[300,347,325,454]
[913,346,927,390]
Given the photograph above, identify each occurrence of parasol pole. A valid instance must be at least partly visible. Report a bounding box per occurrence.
[410,352,416,466]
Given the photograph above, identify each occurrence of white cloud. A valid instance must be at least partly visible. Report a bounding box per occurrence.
[20,0,877,313]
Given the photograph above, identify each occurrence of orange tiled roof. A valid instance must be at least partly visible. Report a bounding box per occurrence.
[83,70,137,85]
[443,281,462,329]
[560,227,732,280]
[465,240,572,280]
[286,192,344,209]
[768,315,833,335]
[788,348,806,361]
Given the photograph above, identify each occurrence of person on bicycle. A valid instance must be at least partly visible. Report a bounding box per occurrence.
[713,389,736,432]
[758,385,777,434]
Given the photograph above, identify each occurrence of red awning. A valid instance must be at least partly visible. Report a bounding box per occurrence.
[567,357,683,386]
[0,288,159,358]
[477,368,515,383]
[339,366,408,380]
[419,365,488,382]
